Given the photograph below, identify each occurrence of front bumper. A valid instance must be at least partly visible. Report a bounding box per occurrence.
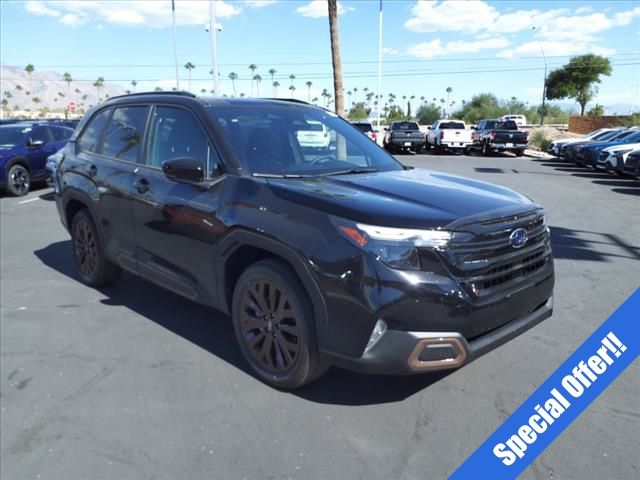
[330,296,553,375]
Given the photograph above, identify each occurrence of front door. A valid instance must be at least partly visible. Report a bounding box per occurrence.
[130,105,226,303]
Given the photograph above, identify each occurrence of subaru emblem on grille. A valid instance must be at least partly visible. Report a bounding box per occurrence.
[509,228,528,249]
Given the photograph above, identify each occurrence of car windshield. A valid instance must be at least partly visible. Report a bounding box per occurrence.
[439,121,465,129]
[392,122,419,130]
[210,104,402,176]
[610,130,634,141]
[0,126,31,148]
[496,121,518,129]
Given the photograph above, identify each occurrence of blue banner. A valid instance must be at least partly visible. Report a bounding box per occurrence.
[450,288,639,480]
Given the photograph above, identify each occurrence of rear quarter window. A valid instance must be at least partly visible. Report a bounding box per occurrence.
[78,109,111,153]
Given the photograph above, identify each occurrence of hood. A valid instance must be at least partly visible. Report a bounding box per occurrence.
[267,168,536,230]
[583,140,627,152]
[603,142,640,153]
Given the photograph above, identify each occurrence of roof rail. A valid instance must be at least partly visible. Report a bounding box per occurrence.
[106,91,197,101]
[264,98,311,105]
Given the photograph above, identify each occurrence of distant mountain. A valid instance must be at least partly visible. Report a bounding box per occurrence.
[1,64,126,113]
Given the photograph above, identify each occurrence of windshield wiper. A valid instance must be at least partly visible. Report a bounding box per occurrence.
[319,167,379,176]
[252,173,309,178]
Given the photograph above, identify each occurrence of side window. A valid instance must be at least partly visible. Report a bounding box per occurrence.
[30,126,53,143]
[147,106,219,176]
[102,106,149,162]
[50,126,72,142]
[78,109,111,153]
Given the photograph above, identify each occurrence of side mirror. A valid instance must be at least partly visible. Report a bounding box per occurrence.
[162,157,204,183]
[28,139,45,148]
[383,127,388,131]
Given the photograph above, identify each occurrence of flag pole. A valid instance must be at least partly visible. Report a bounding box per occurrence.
[172,0,180,90]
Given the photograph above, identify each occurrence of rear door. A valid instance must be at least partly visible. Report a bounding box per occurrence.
[130,104,226,302]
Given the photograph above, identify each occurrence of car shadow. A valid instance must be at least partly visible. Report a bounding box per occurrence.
[33,240,450,405]
[611,187,640,196]
[550,226,640,262]
[591,179,639,188]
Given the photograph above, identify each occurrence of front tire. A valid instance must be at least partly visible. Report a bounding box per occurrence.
[71,210,121,287]
[232,259,325,389]
[7,164,30,197]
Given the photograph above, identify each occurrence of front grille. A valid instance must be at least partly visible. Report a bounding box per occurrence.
[439,211,552,298]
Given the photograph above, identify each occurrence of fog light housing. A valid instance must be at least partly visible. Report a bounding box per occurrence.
[364,319,387,354]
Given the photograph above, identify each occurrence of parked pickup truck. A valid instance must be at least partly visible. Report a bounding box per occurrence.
[383,121,426,153]
[471,119,529,156]
[426,119,473,152]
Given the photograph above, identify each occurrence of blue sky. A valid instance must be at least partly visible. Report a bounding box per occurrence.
[1,0,639,111]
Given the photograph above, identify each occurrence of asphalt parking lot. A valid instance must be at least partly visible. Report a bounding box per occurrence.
[1,152,638,480]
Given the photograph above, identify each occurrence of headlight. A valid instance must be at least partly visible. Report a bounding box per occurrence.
[332,217,451,270]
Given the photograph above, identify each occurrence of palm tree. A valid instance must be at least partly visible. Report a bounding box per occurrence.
[268,68,277,95]
[154,86,163,92]
[184,62,195,90]
[420,96,425,104]
[254,74,262,96]
[347,90,352,106]
[273,81,280,97]
[289,84,296,98]
[201,88,207,95]
[248,64,257,96]
[131,80,138,92]
[305,81,313,102]
[353,87,358,103]
[312,97,319,105]
[15,84,23,92]
[25,64,34,108]
[321,88,328,106]
[63,72,72,97]
[289,74,295,87]
[328,0,344,116]
[445,86,452,117]
[228,72,238,96]
[440,98,446,116]
[93,77,105,102]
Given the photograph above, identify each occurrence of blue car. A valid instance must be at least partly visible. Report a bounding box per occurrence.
[0,122,74,196]
[576,129,640,167]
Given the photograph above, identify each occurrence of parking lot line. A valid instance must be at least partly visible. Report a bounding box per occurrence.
[17,197,41,205]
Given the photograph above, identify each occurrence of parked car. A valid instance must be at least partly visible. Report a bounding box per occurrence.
[425,119,473,153]
[575,129,640,167]
[0,122,74,196]
[595,142,640,173]
[561,128,626,162]
[470,119,529,156]
[547,128,618,157]
[622,149,640,179]
[54,93,554,389]
[499,114,527,127]
[351,121,378,143]
[295,120,330,149]
[383,121,425,153]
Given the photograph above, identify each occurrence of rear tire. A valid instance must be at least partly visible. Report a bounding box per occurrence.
[482,141,491,157]
[231,259,327,389]
[515,149,525,157]
[7,164,30,197]
[71,210,121,287]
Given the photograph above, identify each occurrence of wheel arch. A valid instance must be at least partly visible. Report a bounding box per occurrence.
[6,156,32,173]
[217,229,329,351]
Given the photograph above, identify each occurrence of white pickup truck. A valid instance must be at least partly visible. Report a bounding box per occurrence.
[426,119,473,152]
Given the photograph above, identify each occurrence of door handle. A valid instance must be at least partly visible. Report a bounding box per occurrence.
[86,164,97,177]
[133,177,150,194]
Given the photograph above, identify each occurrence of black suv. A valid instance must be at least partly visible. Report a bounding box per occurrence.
[54,93,554,389]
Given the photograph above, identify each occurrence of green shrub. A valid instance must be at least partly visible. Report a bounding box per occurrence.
[530,130,551,151]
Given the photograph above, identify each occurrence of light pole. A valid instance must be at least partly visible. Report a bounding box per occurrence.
[532,26,547,125]
[376,0,383,131]
[171,0,180,90]
[209,0,221,96]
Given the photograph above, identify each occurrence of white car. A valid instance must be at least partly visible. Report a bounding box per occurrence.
[547,128,617,157]
[596,142,640,173]
[296,120,330,149]
[426,119,473,152]
[499,115,527,127]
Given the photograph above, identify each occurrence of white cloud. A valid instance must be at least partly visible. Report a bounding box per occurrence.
[23,0,241,28]
[405,0,497,33]
[25,0,60,17]
[295,0,354,19]
[242,0,278,7]
[405,37,510,58]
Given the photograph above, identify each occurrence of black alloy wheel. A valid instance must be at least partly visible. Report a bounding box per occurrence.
[232,259,326,388]
[70,210,121,287]
[239,279,301,372]
[7,164,30,196]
